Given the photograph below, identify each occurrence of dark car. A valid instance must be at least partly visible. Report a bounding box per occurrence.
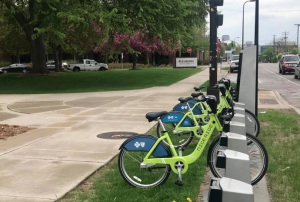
[279,55,299,74]
[0,64,31,74]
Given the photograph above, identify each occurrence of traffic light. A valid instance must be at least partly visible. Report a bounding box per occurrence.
[209,0,224,6]
[217,14,223,27]
[208,0,225,101]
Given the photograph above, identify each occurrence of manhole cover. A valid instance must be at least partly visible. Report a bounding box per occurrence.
[97,132,138,139]
[259,99,278,105]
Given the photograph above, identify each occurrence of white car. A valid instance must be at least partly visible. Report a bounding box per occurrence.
[230,55,240,73]
[68,59,108,72]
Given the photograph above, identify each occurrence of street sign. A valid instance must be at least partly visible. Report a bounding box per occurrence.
[187,47,192,53]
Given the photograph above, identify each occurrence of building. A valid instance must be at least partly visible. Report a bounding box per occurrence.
[222,35,230,42]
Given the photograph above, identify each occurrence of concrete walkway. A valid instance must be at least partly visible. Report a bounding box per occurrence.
[0,68,228,201]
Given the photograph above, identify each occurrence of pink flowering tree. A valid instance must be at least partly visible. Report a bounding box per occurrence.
[94,30,181,69]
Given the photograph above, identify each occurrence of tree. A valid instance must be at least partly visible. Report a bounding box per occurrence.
[260,47,274,62]
[0,14,30,62]
[221,44,225,57]
[291,48,298,55]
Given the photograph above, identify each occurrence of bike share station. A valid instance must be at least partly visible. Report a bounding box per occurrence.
[207,0,261,201]
[114,0,266,201]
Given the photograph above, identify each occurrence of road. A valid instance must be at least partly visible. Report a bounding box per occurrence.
[226,63,300,110]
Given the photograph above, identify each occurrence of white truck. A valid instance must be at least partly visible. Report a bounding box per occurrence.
[68,59,108,72]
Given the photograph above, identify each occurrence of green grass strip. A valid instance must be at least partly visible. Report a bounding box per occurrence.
[0,69,201,94]
[258,110,300,202]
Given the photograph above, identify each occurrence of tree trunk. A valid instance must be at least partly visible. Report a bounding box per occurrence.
[132,54,138,70]
[16,52,20,63]
[152,52,155,66]
[146,52,150,66]
[58,45,63,71]
[30,34,49,74]
[105,54,108,64]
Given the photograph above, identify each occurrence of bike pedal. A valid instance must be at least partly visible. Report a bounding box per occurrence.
[175,180,184,186]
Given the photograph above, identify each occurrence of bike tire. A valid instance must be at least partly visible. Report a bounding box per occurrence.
[207,133,268,185]
[118,149,171,188]
[156,122,194,148]
[245,109,260,138]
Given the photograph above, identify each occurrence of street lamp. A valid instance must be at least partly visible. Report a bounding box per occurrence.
[242,0,256,49]
[233,37,240,51]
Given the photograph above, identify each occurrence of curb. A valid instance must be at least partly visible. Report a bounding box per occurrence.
[274,91,300,115]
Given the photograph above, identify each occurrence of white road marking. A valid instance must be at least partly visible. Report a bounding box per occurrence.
[263,68,300,87]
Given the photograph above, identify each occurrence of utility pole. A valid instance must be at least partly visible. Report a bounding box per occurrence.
[295,24,300,54]
[282,32,289,53]
[272,35,276,53]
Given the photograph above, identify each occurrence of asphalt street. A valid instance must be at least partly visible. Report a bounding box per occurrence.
[226,63,300,110]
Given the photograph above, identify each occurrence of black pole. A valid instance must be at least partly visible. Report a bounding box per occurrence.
[207,5,219,101]
[254,0,259,116]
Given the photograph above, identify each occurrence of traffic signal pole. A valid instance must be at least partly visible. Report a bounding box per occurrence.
[207,0,223,102]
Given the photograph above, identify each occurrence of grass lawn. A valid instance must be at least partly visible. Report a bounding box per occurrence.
[0,69,201,94]
[59,126,217,202]
[258,109,300,202]
[221,67,230,71]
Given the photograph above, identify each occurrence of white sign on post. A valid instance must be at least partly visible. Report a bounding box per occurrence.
[176,58,197,68]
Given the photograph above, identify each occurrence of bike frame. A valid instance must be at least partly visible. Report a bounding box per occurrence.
[143,113,222,174]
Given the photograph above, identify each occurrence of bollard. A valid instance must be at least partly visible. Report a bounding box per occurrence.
[223,121,246,135]
[216,150,251,184]
[208,178,254,202]
[233,106,245,115]
[231,113,245,123]
[219,133,248,154]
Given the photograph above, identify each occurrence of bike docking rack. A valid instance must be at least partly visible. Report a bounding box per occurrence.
[208,102,254,202]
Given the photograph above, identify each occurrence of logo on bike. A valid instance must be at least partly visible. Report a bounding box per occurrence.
[134,142,145,148]
[181,106,188,110]
[168,116,174,120]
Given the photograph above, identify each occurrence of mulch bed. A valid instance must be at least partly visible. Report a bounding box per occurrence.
[0,124,35,140]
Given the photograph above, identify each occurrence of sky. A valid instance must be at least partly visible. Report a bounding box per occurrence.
[211,0,300,46]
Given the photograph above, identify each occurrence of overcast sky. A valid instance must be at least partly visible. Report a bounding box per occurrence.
[212,0,300,45]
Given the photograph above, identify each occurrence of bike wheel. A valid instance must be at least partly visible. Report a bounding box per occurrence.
[157,122,194,148]
[118,149,171,188]
[207,133,268,185]
[245,109,260,138]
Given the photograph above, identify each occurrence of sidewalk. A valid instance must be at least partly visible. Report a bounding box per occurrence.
[0,68,227,201]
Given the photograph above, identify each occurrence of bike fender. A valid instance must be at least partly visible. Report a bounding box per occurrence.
[119,135,171,157]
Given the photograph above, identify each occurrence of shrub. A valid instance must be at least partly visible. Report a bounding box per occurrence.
[158,58,169,65]
[0,61,10,68]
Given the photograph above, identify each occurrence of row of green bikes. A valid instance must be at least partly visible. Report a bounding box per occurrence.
[117,78,268,188]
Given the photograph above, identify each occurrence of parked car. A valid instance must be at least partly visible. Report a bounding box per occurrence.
[68,59,108,72]
[279,55,300,74]
[229,55,240,73]
[0,63,31,74]
[46,61,69,70]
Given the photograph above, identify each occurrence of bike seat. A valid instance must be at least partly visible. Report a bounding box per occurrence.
[194,86,205,91]
[146,111,168,122]
[191,92,203,98]
[178,97,193,103]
